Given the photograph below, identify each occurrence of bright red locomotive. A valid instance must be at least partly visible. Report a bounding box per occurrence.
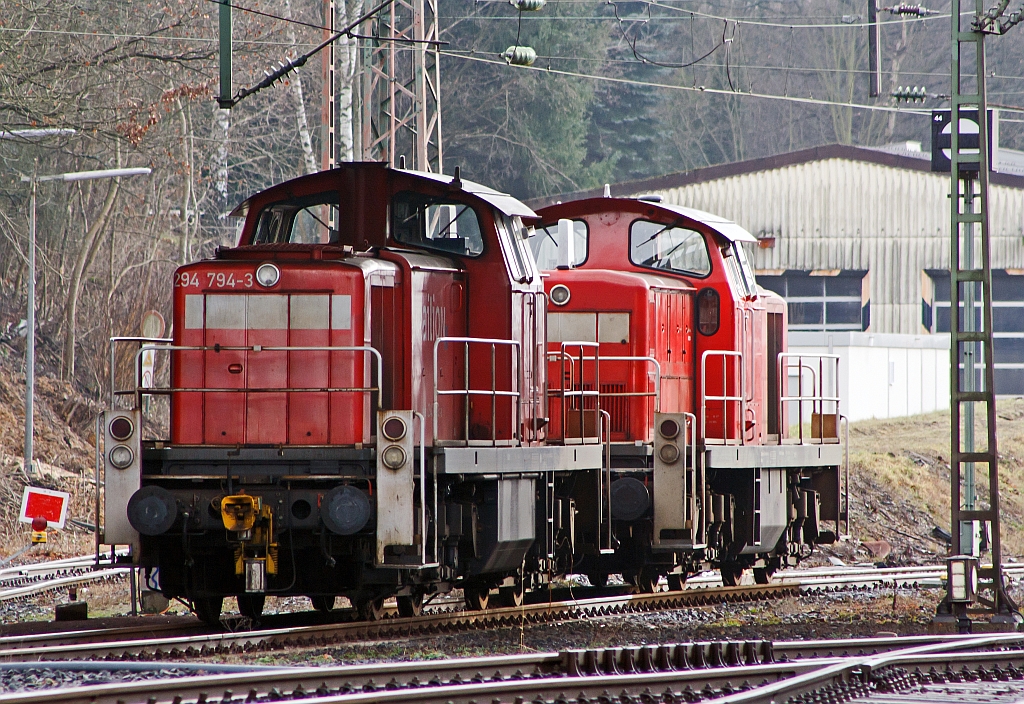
[531,195,847,586]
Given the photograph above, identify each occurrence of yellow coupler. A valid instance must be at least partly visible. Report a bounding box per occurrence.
[220,494,278,576]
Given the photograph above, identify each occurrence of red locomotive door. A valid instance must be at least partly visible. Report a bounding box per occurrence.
[203,295,248,444]
[245,295,288,445]
[287,295,329,445]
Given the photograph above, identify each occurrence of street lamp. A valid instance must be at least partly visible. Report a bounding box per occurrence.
[19,165,151,477]
[0,128,76,478]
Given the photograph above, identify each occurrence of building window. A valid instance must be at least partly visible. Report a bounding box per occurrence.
[757,270,869,331]
[925,269,1024,395]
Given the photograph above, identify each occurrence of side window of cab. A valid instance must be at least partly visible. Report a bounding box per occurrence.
[391,191,484,257]
[252,193,340,244]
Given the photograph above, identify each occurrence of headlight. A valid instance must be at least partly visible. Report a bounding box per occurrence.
[109,444,134,469]
[109,416,134,441]
[659,444,680,464]
[550,284,570,306]
[255,263,280,287]
[382,445,407,470]
[382,417,407,442]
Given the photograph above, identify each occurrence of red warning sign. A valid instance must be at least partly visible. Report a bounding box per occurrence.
[19,486,71,530]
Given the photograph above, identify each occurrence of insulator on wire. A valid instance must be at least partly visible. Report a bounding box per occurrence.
[882,3,938,16]
[892,85,928,103]
[503,45,537,66]
[509,0,546,10]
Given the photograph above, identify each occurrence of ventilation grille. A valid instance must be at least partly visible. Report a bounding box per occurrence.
[600,383,628,435]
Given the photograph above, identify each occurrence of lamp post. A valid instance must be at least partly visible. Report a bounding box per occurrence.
[19,165,150,477]
[0,128,75,478]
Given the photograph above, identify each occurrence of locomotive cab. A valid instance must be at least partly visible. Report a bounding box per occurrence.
[534,197,846,586]
[102,164,604,623]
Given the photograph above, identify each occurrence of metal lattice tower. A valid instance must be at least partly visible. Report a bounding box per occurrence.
[942,0,1018,626]
[360,0,442,172]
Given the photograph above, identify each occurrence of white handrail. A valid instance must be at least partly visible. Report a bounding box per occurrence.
[700,350,745,446]
[777,353,841,444]
[432,336,522,447]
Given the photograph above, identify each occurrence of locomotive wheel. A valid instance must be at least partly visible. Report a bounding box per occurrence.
[397,593,424,618]
[586,573,609,588]
[720,564,743,587]
[237,594,265,619]
[498,580,525,608]
[753,568,771,585]
[192,596,224,626]
[310,595,335,613]
[356,596,386,621]
[632,568,659,594]
[667,573,686,591]
[463,585,490,611]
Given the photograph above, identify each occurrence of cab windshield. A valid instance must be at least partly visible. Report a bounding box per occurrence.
[252,193,340,244]
[629,219,711,277]
[528,219,588,269]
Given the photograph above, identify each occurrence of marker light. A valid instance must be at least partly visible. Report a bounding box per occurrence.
[659,444,680,464]
[382,445,407,470]
[382,417,407,442]
[550,284,571,306]
[109,444,134,469]
[659,418,680,439]
[255,263,280,287]
[109,416,134,441]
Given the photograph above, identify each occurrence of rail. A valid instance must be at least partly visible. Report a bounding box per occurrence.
[598,409,613,553]
[701,350,745,446]
[432,336,522,447]
[558,341,601,444]
[777,353,841,445]
[547,351,662,439]
[108,336,172,407]
[683,411,703,547]
[412,410,439,569]
[110,338,383,411]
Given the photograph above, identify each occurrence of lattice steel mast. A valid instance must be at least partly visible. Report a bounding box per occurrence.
[939,0,1023,629]
[360,0,442,172]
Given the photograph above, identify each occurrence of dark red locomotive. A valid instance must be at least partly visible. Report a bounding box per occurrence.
[532,196,847,585]
[102,164,605,622]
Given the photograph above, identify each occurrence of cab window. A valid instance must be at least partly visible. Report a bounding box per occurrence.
[252,193,340,244]
[722,243,758,298]
[528,219,588,269]
[629,219,711,277]
[498,214,536,283]
[392,191,484,257]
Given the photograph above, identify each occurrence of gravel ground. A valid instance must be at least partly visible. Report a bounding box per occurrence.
[210,586,948,668]
[0,667,221,692]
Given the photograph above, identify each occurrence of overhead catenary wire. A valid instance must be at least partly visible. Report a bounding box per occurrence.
[609,2,726,69]
[442,51,934,115]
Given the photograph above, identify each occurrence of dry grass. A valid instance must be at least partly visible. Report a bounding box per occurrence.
[845,397,1024,559]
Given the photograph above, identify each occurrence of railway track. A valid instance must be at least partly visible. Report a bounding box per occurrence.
[0,582,794,661]
[0,559,1017,662]
[0,554,129,604]
[0,634,1022,704]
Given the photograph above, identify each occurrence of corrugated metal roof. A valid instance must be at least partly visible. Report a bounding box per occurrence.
[659,159,1023,334]
[529,146,1024,336]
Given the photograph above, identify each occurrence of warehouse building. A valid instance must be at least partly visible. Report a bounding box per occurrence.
[532,143,1024,418]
